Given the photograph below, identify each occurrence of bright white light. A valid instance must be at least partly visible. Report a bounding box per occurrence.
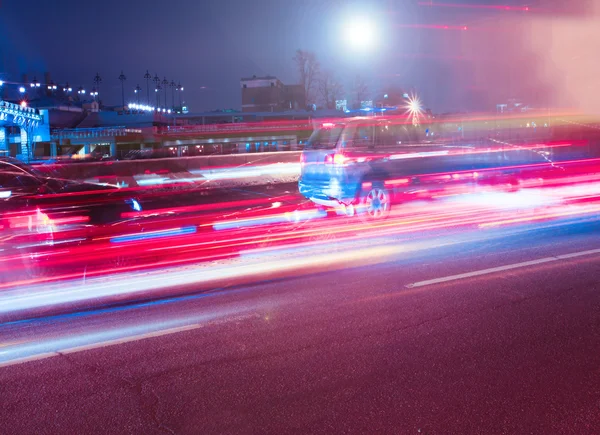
[19,87,25,93]
[20,101,27,108]
[407,97,421,114]
[35,83,40,87]
[0,80,3,86]
[342,16,377,50]
[167,109,171,114]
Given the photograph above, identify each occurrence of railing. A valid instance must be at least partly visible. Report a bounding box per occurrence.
[51,126,142,140]
[158,121,311,135]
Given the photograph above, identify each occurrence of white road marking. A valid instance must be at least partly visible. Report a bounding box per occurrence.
[555,247,600,259]
[405,247,600,288]
[0,314,257,369]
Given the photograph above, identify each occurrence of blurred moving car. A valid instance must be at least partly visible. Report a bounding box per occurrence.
[299,117,600,220]
[0,157,143,281]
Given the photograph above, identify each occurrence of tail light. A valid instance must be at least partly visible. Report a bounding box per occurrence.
[325,153,349,166]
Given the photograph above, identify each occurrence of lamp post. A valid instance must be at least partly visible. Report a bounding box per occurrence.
[134,84,142,105]
[93,73,102,106]
[118,71,127,110]
[144,70,152,106]
[91,88,99,101]
[170,80,176,110]
[47,80,57,94]
[162,77,169,109]
[155,84,162,108]
[176,82,183,110]
[153,74,160,108]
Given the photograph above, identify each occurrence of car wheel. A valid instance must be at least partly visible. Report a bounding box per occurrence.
[358,184,391,221]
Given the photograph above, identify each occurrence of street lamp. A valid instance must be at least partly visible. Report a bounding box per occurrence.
[63,83,72,93]
[176,82,183,110]
[118,70,127,109]
[162,77,169,108]
[77,86,86,95]
[134,84,142,105]
[170,80,176,109]
[342,15,378,52]
[93,73,102,104]
[155,84,162,108]
[144,70,152,105]
[405,94,422,126]
[91,88,99,101]
[30,77,40,88]
[19,86,26,94]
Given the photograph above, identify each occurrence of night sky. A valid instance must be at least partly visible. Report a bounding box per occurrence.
[0,0,593,113]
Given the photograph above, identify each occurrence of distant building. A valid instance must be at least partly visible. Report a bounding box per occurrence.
[496,99,529,113]
[335,100,347,111]
[241,75,306,113]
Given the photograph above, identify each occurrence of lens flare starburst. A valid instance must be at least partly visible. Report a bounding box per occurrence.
[405,95,422,126]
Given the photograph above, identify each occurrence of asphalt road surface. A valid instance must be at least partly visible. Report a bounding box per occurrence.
[1,217,600,434]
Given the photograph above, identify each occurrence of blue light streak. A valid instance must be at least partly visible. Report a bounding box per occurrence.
[110,226,197,244]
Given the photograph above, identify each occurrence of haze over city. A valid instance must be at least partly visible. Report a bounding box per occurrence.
[5,0,594,112]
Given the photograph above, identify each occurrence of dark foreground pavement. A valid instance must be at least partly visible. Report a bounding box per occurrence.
[1,219,600,434]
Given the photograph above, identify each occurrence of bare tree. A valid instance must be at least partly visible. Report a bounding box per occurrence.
[293,49,320,106]
[319,71,344,110]
[353,75,369,109]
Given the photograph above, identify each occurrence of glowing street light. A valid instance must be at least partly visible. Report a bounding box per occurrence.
[19,86,26,93]
[342,16,378,51]
[118,70,127,109]
[405,94,423,126]
[144,70,152,105]
[170,80,176,109]
[93,73,102,103]
[162,77,169,108]
[176,82,183,109]
[134,84,142,105]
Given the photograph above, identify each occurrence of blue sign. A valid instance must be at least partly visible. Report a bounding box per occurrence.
[0,111,40,129]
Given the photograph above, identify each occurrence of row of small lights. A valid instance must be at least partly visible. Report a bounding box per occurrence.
[128,103,173,113]
[0,79,96,97]
[1,77,184,106]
